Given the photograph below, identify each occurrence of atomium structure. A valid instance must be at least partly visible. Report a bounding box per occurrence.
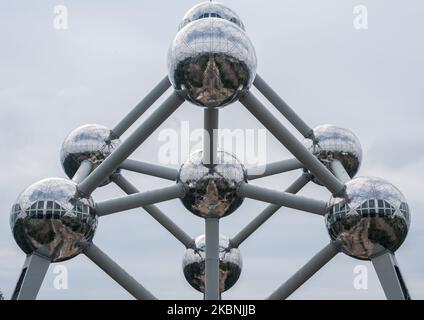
[8,1,411,300]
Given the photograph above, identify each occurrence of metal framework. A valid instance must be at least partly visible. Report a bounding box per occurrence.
[9,2,411,301]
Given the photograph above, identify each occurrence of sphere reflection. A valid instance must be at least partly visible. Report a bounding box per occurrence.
[168,2,257,108]
[10,178,97,262]
[326,176,410,260]
[182,234,242,293]
[178,150,247,218]
[60,124,121,186]
[304,124,362,184]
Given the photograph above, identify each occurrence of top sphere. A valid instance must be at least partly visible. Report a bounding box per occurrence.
[326,176,410,260]
[168,3,257,108]
[304,124,362,184]
[60,124,121,186]
[179,1,245,31]
[10,178,97,262]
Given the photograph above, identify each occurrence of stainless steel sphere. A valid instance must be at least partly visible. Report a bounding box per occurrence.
[177,150,247,218]
[182,234,242,293]
[10,178,97,262]
[326,176,410,260]
[168,2,257,108]
[304,124,362,184]
[60,124,121,186]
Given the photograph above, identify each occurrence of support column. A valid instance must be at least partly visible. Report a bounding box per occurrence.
[371,251,411,300]
[11,254,50,300]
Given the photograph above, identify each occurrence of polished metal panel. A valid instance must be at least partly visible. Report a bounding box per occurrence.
[179,1,245,31]
[10,178,97,262]
[304,124,362,184]
[60,124,121,186]
[326,176,410,260]
[178,150,247,218]
[168,3,257,108]
[182,234,242,293]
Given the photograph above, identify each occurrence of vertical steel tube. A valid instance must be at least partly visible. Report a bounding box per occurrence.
[204,218,220,300]
[203,108,219,167]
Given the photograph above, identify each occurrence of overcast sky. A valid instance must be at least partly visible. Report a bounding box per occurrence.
[0,0,423,300]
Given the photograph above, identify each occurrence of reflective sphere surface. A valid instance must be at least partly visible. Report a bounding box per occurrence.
[182,234,242,293]
[60,124,121,186]
[326,177,410,260]
[179,1,245,31]
[304,124,362,184]
[168,3,257,108]
[10,178,97,262]
[178,150,247,218]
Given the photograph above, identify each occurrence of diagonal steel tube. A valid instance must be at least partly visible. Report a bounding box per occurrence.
[84,243,157,300]
[112,173,195,249]
[331,159,351,184]
[11,254,50,300]
[96,183,185,217]
[78,92,184,195]
[112,76,171,138]
[253,74,314,139]
[240,92,345,195]
[267,240,342,300]
[203,108,219,167]
[371,251,411,300]
[238,182,327,215]
[247,158,304,180]
[231,174,311,248]
[119,159,179,181]
[72,160,93,184]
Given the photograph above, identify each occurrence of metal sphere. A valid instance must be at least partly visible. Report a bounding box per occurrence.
[304,124,362,184]
[60,124,121,186]
[177,150,247,218]
[182,234,242,293]
[179,1,246,31]
[168,3,257,108]
[326,176,410,260]
[10,178,97,262]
